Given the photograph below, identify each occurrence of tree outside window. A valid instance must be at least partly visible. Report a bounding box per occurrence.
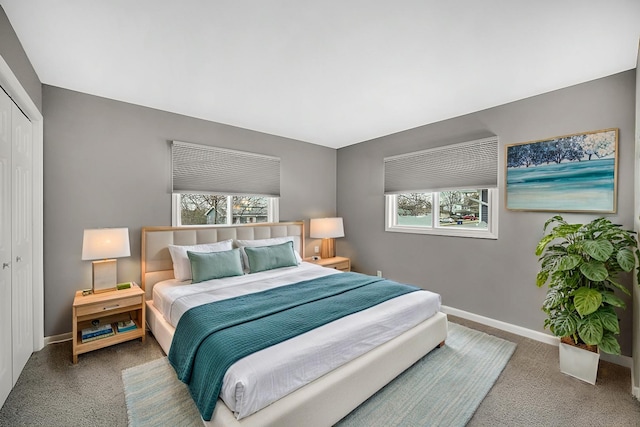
[231,196,268,223]
[178,194,271,225]
[180,194,227,225]
[396,193,432,226]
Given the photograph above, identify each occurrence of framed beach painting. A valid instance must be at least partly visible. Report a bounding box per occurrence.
[505,128,618,213]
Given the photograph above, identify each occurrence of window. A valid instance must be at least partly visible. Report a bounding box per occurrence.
[171,141,281,226]
[386,189,498,239]
[384,136,499,239]
[172,194,279,226]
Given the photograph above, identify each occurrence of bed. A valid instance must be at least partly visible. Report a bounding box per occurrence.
[141,222,448,427]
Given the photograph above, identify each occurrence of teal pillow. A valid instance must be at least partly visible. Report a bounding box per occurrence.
[187,248,244,283]
[244,241,298,274]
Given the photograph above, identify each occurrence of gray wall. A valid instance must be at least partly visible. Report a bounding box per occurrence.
[337,70,637,356]
[43,85,337,336]
[0,6,42,112]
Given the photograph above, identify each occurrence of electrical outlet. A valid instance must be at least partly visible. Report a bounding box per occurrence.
[376,270,382,277]
[314,246,319,254]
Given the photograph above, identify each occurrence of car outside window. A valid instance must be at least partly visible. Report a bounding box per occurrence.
[386,189,498,239]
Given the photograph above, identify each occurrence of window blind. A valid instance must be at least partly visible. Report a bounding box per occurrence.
[172,141,280,197]
[384,136,498,194]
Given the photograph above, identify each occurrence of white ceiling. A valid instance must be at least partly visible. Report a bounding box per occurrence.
[2,1,639,149]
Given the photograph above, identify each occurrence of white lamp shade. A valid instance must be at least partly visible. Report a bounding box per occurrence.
[310,217,345,239]
[82,228,131,260]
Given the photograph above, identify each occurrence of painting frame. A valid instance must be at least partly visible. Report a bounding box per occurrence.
[505,128,618,213]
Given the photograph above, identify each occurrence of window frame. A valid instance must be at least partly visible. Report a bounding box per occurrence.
[385,188,498,239]
[171,194,279,227]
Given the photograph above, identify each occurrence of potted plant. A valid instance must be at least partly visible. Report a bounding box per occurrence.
[535,215,640,384]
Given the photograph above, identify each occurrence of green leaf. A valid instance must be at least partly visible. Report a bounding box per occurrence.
[535,234,556,256]
[582,239,613,261]
[560,272,582,289]
[598,332,621,355]
[601,291,626,308]
[540,255,564,274]
[604,279,631,296]
[551,312,578,337]
[577,316,603,345]
[594,307,619,334]
[579,261,608,282]
[542,288,562,310]
[557,254,582,271]
[546,244,568,255]
[543,215,565,233]
[536,271,549,288]
[573,287,602,316]
[554,224,582,238]
[616,248,636,272]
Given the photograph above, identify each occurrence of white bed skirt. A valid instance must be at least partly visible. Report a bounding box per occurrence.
[146,300,448,427]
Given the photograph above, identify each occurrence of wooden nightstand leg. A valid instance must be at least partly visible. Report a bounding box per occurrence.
[72,307,78,364]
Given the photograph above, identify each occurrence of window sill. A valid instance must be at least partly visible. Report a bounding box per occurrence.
[385,224,498,239]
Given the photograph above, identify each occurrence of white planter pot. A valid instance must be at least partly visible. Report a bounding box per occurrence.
[559,342,600,384]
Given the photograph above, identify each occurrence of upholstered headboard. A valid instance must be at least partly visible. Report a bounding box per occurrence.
[141,222,305,300]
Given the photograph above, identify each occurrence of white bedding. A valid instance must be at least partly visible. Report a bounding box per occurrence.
[153,262,442,420]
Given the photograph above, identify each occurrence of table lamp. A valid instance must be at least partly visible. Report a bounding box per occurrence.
[309,217,344,259]
[82,227,131,293]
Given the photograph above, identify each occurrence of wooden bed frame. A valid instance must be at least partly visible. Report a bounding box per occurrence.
[141,222,448,427]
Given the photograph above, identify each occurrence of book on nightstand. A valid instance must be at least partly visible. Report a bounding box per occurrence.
[81,323,112,337]
[81,323,114,342]
[116,320,137,333]
[82,331,115,343]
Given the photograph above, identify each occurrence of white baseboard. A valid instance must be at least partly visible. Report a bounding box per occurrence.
[44,332,71,346]
[601,353,633,369]
[441,305,559,346]
[632,364,639,400]
[441,305,631,368]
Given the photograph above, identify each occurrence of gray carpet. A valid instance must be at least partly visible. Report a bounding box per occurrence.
[452,316,640,427]
[1,316,639,426]
[122,323,515,427]
[0,335,164,427]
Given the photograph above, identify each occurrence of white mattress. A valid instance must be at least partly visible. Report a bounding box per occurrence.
[153,262,442,420]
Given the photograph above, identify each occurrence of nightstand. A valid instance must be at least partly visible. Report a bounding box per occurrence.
[72,284,146,363]
[307,256,351,272]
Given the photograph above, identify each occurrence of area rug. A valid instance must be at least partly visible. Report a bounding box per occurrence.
[122,323,516,427]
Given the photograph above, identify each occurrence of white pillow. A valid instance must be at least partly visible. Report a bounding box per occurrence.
[168,239,234,281]
[235,236,302,271]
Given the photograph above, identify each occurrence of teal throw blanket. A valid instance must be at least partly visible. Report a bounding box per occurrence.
[168,272,420,421]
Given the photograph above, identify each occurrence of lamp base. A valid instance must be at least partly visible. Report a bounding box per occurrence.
[92,259,118,293]
[320,238,336,259]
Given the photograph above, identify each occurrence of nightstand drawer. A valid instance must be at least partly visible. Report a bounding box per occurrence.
[329,261,350,271]
[75,296,142,317]
[307,256,351,272]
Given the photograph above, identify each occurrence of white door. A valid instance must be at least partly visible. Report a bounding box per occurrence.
[0,88,12,405]
[11,102,32,383]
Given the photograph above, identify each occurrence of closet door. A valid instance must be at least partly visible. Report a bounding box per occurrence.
[0,89,12,405]
[11,102,32,382]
